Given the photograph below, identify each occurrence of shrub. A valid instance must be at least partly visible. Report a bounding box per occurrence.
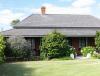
[81,46,95,57]
[93,51,100,59]
[40,31,71,59]
[68,46,76,55]
[95,31,100,52]
[6,36,32,60]
[0,34,5,63]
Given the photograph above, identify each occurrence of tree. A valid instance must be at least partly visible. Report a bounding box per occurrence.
[0,34,5,63]
[95,31,100,52]
[40,31,70,59]
[7,36,32,59]
[11,19,20,26]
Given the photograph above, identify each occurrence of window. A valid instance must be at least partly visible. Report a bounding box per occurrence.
[31,38,35,50]
[79,37,86,48]
[67,38,72,46]
[26,38,35,50]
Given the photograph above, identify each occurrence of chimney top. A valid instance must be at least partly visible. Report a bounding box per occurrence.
[41,6,46,15]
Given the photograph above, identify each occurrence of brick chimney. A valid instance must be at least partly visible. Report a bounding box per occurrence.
[41,6,46,15]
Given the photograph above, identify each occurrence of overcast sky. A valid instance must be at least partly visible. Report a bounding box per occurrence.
[0,0,100,31]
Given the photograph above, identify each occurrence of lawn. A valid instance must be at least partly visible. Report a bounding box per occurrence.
[0,59,100,76]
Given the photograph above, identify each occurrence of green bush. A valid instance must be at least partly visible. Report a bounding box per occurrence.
[40,31,71,59]
[81,46,95,57]
[68,46,76,55]
[7,36,32,60]
[0,34,5,63]
[95,31,100,52]
[93,52,100,59]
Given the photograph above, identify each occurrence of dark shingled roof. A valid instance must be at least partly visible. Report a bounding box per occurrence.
[1,14,100,37]
[2,27,100,37]
[14,14,100,28]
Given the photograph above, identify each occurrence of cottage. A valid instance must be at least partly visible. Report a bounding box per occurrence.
[2,7,100,56]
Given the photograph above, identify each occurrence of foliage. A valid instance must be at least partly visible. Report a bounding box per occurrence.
[81,46,95,57]
[0,34,5,63]
[40,31,71,59]
[93,51,100,59]
[68,46,76,55]
[6,36,32,59]
[95,31,100,52]
[11,19,20,26]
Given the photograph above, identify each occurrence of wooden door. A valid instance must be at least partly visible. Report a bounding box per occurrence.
[34,37,41,56]
[72,37,80,55]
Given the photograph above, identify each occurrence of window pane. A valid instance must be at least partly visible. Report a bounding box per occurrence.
[79,37,86,48]
[68,38,72,46]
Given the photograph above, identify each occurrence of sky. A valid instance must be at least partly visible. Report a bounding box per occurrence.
[0,0,100,31]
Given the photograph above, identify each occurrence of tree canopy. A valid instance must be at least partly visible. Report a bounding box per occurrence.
[11,19,20,26]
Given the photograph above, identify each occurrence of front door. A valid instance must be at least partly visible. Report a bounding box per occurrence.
[72,37,80,55]
[34,37,41,56]
[72,37,87,55]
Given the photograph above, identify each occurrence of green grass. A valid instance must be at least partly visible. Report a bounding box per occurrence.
[0,59,100,76]
[50,57,73,61]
